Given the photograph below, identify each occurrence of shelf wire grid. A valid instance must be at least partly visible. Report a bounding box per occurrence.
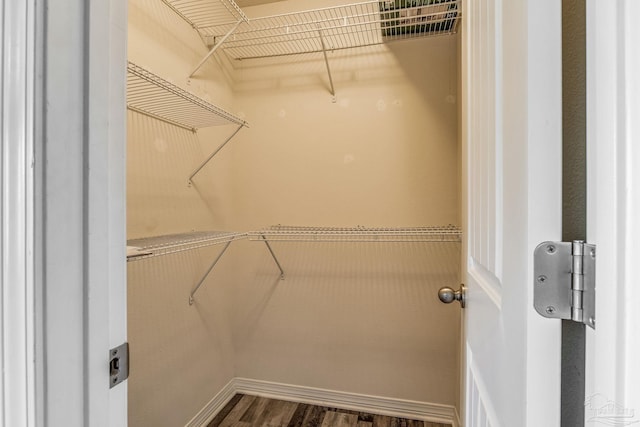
[249,225,462,243]
[127,225,461,261]
[127,231,247,261]
[127,62,248,130]
[202,0,460,60]
[160,0,248,29]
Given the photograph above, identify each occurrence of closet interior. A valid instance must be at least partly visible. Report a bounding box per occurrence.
[126,0,462,425]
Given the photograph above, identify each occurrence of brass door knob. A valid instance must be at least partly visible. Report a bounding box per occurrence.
[438,285,466,308]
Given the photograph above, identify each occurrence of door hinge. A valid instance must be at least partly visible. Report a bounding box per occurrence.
[109,342,129,388]
[533,240,595,329]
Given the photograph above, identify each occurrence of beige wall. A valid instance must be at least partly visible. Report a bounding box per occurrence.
[229,38,460,229]
[127,0,239,425]
[127,0,461,424]
[228,16,460,404]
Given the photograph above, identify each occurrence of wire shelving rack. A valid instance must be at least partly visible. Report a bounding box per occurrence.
[127,61,247,132]
[126,231,247,261]
[159,0,249,76]
[127,225,461,305]
[249,224,462,243]
[127,61,248,182]
[160,0,460,95]
[208,0,461,61]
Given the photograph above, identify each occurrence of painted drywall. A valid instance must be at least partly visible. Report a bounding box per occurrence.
[127,0,239,425]
[227,0,461,405]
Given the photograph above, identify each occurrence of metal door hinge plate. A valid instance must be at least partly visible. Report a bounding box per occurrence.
[534,240,595,329]
[109,342,129,388]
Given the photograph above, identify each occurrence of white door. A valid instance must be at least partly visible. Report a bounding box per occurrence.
[461,0,563,426]
[585,1,640,425]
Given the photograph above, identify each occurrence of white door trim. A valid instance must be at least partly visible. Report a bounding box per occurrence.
[39,0,128,425]
[525,1,563,425]
[585,0,640,424]
[1,0,37,425]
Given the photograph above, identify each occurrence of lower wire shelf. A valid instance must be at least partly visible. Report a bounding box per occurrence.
[127,231,248,305]
[126,231,247,261]
[127,225,461,305]
[248,224,462,243]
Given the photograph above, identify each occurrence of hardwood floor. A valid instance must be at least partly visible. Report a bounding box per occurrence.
[207,394,451,427]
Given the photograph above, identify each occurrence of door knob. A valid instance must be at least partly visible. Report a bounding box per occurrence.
[438,285,466,308]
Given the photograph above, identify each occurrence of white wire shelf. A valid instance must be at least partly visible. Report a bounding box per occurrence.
[249,225,462,243]
[126,231,247,261]
[161,0,248,30]
[204,0,460,61]
[127,225,460,304]
[126,61,248,131]
[160,0,249,76]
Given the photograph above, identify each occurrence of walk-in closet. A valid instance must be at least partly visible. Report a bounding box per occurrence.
[126,0,462,425]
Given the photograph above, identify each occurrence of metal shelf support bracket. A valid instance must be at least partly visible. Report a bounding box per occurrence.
[189,240,233,305]
[260,235,285,280]
[188,123,244,185]
[190,19,243,77]
[317,29,337,102]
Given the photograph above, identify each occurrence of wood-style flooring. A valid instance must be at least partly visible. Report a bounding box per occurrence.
[207,394,451,427]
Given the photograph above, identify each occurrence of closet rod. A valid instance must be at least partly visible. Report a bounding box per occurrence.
[188,123,244,185]
[189,240,232,305]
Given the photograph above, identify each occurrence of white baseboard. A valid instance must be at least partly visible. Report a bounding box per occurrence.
[184,379,236,427]
[452,408,461,427]
[187,377,457,427]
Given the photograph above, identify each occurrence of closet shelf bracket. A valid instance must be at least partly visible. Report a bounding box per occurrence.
[317,28,336,102]
[188,235,285,304]
[188,123,245,185]
[189,240,233,305]
[190,19,244,77]
[259,234,286,280]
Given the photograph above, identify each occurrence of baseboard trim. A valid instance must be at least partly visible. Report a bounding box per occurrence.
[453,408,461,427]
[186,377,457,427]
[184,379,236,427]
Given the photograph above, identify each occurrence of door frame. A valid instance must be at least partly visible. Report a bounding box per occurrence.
[9,0,639,426]
[34,0,127,425]
[1,0,38,424]
[585,0,640,423]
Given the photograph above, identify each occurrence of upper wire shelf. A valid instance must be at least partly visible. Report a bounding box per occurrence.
[161,0,248,30]
[160,0,249,76]
[126,61,248,131]
[249,225,462,243]
[205,0,460,61]
[127,231,247,261]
